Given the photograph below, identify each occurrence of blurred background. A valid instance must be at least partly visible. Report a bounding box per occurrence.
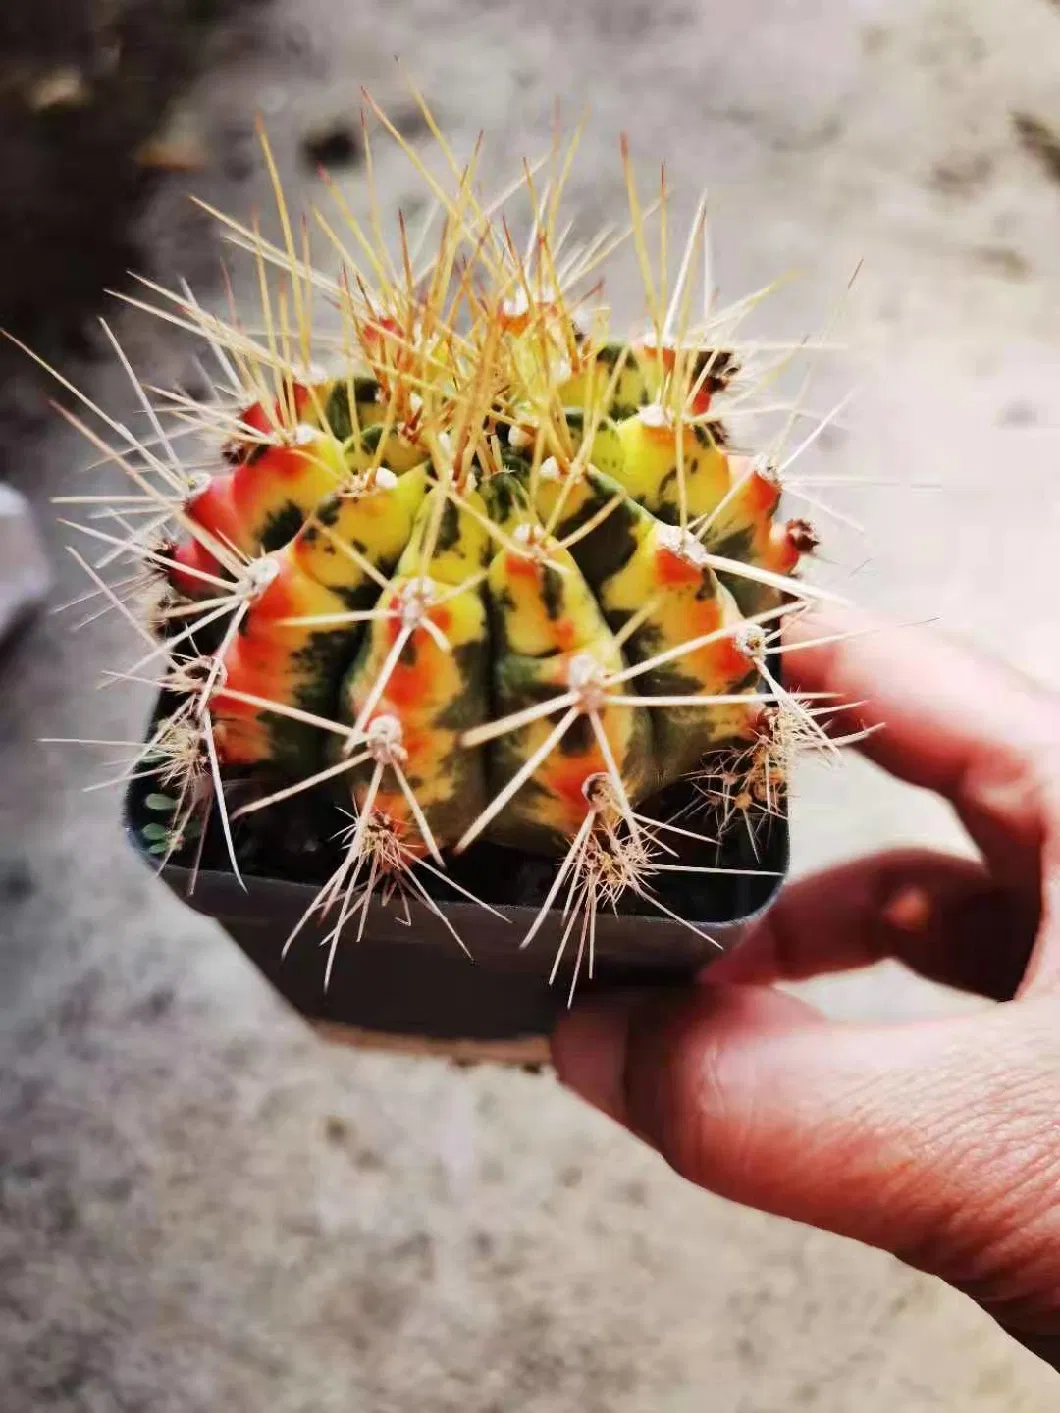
[2,0,1060,1408]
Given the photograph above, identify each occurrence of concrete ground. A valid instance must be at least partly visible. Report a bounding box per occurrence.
[3,0,1060,1407]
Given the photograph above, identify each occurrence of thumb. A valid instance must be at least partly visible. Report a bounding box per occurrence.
[552,985,1060,1308]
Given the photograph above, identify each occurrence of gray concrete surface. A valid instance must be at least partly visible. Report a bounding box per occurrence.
[0,0,260,388]
[3,0,1060,1407]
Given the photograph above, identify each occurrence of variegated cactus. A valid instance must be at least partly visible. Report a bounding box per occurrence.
[42,95,851,992]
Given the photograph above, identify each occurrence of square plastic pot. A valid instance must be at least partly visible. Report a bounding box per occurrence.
[125,704,790,1066]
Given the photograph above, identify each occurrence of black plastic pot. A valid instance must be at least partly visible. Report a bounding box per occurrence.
[125,707,790,1065]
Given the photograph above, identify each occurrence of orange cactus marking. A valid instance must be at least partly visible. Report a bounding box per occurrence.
[545,748,608,817]
[641,417,678,449]
[765,523,802,577]
[384,603,452,647]
[393,719,429,766]
[654,543,703,588]
[553,618,576,653]
[377,621,451,711]
[504,551,539,582]
[211,653,275,764]
[747,470,779,517]
[678,597,749,685]
[697,636,752,687]
[500,293,559,337]
[728,458,780,520]
[378,651,433,713]
[637,341,676,374]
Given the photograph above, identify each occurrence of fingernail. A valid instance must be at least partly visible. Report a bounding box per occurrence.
[551,993,637,1124]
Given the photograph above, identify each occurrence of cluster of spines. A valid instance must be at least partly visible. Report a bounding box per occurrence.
[35,88,868,998]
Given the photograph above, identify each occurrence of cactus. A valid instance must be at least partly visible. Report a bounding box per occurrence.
[40,95,857,995]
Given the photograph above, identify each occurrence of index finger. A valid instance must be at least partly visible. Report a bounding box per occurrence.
[781,606,1060,885]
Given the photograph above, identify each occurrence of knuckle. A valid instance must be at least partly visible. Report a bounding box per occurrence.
[625,998,763,1190]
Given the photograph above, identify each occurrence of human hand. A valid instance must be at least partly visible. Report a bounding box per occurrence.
[552,606,1060,1361]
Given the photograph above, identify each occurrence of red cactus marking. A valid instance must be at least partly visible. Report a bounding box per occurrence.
[238,384,311,438]
[186,473,245,551]
[170,539,226,597]
[378,617,451,711]
[363,315,403,348]
[239,565,298,635]
[230,441,332,532]
[702,635,754,685]
[260,444,313,482]
[637,342,711,415]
